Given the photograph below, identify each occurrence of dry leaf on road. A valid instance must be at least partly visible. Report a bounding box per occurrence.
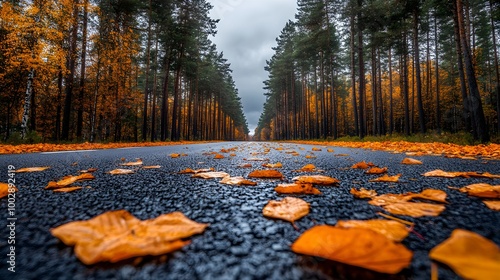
[262,197,310,223]
[46,173,95,190]
[107,169,135,175]
[292,175,339,185]
[382,202,445,217]
[368,194,413,206]
[16,166,50,173]
[456,183,500,198]
[336,219,410,242]
[192,172,230,179]
[424,170,500,179]
[350,188,377,199]
[369,174,401,183]
[275,183,321,195]
[366,167,388,174]
[291,225,413,274]
[262,162,283,168]
[219,176,257,186]
[294,164,318,172]
[51,210,208,265]
[483,201,500,211]
[429,229,500,280]
[351,161,374,169]
[120,159,143,166]
[401,158,423,165]
[248,170,284,179]
[412,189,448,203]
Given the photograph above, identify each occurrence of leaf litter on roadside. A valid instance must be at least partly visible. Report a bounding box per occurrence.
[248,169,284,179]
[50,210,208,265]
[423,169,500,179]
[275,183,322,195]
[292,175,339,185]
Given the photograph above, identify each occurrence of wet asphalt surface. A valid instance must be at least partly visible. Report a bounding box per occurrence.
[0,141,499,280]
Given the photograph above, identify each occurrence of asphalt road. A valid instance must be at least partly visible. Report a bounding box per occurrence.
[0,142,499,280]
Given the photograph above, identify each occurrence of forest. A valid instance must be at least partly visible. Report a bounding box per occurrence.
[0,0,249,143]
[255,0,500,143]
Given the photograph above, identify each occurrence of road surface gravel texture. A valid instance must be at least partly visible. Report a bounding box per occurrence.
[0,142,499,280]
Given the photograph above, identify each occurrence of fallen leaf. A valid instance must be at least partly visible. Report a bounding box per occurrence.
[262,197,310,223]
[1,182,17,198]
[248,170,284,179]
[120,159,143,166]
[291,225,413,274]
[16,166,50,173]
[275,183,322,195]
[219,176,257,186]
[143,166,162,169]
[50,210,208,265]
[305,155,316,159]
[238,164,253,168]
[336,219,410,242]
[214,154,225,159]
[107,169,135,175]
[457,183,500,198]
[401,158,423,165]
[327,148,334,153]
[483,201,500,211]
[350,188,377,199]
[295,164,317,172]
[366,167,388,174]
[178,168,215,174]
[312,147,322,151]
[192,172,230,179]
[262,162,283,168]
[46,173,95,190]
[292,175,339,185]
[382,202,445,217]
[423,170,500,179]
[369,174,401,183]
[79,168,98,173]
[351,161,374,169]
[369,194,413,206]
[412,189,448,203]
[53,186,83,193]
[170,153,180,158]
[429,229,500,280]
[245,157,266,161]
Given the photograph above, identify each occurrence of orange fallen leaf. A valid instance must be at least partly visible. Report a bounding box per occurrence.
[192,172,230,179]
[327,148,334,153]
[53,186,83,193]
[351,161,374,169]
[178,168,215,174]
[292,175,339,185]
[401,158,423,165]
[79,168,98,173]
[350,188,377,199]
[294,164,317,172]
[483,201,500,211]
[369,194,413,206]
[219,176,257,186]
[245,157,266,161]
[170,153,180,158]
[412,189,448,203]
[262,197,309,223]
[291,226,413,274]
[107,169,135,175]
[429,229,500,280]
[275,183,321,195]
[262,162,283,168]
[369,174,402,183]
[214,154,225,159]
[143,165,162,169]
[366,167,388,174]
[238,164,253,168]
[382,202,445,217]
[120,159,143,166]
[50,210,208,265]
[336,219,410,242]
[305,155,316,159]
[46,173,95,190]
[423,169,500,179]
[16,166,50,173]
[457,183,500,198]
[248,170,284,179]
[1,182,17,199]
[312,147,322,151]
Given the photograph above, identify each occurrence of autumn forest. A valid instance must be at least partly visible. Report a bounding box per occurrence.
[255,0,500,143]
[0,0,499,144]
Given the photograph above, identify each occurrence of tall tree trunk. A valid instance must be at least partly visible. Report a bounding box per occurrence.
[20,69,35,139]
[371,46,377,135]
[77,0,88,139]
[489,0,500,132]
[456,0,490,142]
[402,29,410,136]
[413,7,426,133]
[62,0,79,140]
[160,57,170,141]
[388,47,394,135]
[357,0,366,138]
[350,10,359,136]
[142,0,152,141]
[55,68,63,140]
[434,11,441,133]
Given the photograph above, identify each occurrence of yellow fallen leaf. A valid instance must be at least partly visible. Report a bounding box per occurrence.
[350,188,377,199]
[412,189,448,203]
[262,197,309,223]
[336,219,410,242]
[219,176,257,186]
[429,229,500,280]
[292,175,339,185]
[16,166,50,173]
[192,172,230,179]
[369,174,401,183]
[275,183,321,195]
[483,201,500,211]
[291,226,413,274]
[1,182,17,199]
[248,170,284,179]
[382,202,445,217]
[51,210,208,265]
[401,158,423,165]
[107,169,135,175]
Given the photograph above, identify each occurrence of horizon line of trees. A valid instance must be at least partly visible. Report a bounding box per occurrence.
[255,0,499,143]
[0,0,249,143]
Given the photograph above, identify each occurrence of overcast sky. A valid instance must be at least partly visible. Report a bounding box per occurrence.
[208,0,298,135]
